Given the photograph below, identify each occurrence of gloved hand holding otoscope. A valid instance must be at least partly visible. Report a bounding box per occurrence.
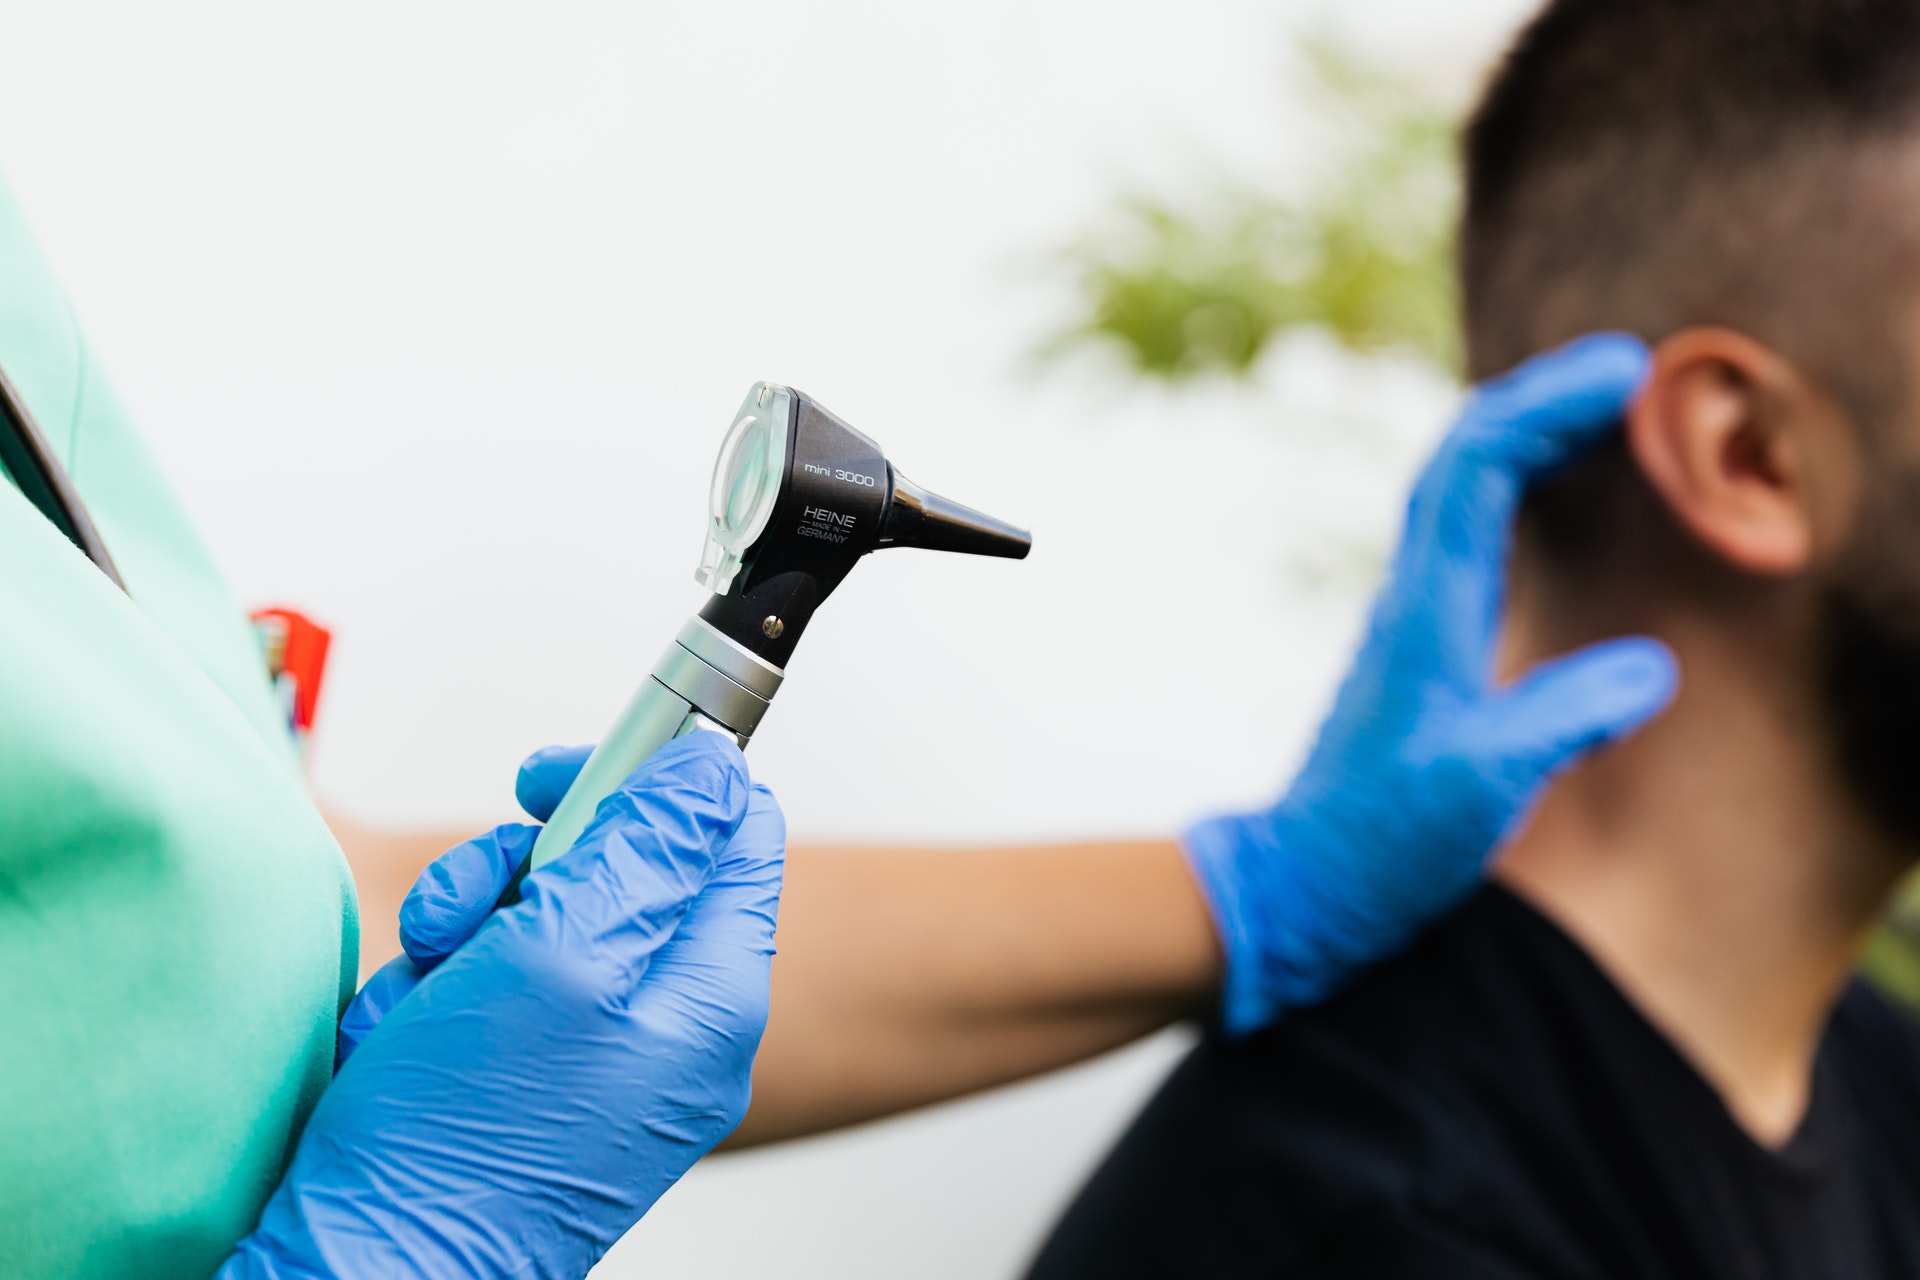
[226,386,1031,1279]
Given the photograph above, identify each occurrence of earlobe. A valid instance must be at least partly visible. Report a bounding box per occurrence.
[1625,328,1817,577]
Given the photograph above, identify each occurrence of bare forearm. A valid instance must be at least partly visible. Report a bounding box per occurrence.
[730,839,1222,1147]
[326,809,1226,1144]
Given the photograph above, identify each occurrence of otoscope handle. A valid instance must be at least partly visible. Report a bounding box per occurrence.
[522,617,785,874]
[524,682,699,869]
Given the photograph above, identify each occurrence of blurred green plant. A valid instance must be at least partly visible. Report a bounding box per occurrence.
[1863,872,1920,1005]
[1047,36,1461,381]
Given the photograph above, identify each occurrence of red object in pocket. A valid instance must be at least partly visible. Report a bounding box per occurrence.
[251,606,333,735]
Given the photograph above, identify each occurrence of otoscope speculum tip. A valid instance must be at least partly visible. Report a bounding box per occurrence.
[876,468,1031,560]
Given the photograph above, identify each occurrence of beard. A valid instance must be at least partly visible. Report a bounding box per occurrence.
[1821,464,1920,847]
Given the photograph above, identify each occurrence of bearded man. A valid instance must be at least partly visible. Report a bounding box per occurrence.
[1021,1,1920,1274]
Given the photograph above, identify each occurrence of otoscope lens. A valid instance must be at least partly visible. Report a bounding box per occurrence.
[714,414,770,533]
[696,384,793,596]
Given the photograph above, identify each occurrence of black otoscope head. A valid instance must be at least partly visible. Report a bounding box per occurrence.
[693,383,1031,667]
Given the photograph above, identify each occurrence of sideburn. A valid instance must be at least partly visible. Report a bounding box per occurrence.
[1820,463,1920,847]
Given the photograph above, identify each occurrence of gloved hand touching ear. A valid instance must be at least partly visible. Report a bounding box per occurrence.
[221,731,785,1280]
[1185,333,1679,1037]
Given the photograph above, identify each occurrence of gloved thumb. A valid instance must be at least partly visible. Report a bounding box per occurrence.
[1461,636,1679,796]
[517,743,594,822]
[512,732,754,983]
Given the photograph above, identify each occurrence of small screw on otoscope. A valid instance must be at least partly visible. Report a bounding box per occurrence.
[761,616,785,639]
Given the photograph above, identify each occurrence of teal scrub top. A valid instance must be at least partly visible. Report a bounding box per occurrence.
[0,174,360,1278]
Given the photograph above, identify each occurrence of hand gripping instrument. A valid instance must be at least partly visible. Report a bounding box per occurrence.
[501,383,1030,900]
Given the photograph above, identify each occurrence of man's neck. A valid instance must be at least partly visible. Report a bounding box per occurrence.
[1495,622,1910,1149]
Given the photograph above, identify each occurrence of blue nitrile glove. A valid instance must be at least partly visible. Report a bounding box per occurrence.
[221,732,786,1280]
[1185,333,1679,1037]
[332,742,626,1066]
[332,742,621,1066]
[331,820,537,1067]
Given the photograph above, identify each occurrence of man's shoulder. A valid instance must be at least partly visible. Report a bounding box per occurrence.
[1034,895,1920,1280]
[1222,884,1644,1216]
[1829,978,1920,1120]
[1028,887,1606,1279]
[1832,976,1920,1053]
[1231,884,1615,1125]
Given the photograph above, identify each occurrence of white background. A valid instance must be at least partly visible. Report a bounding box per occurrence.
[1,2,1533,1275]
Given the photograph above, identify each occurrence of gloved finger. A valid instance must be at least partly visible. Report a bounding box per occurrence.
[706,783,784,930]
[738,783,785,870]
[1458,332,1653,465]
[635,784,784,1009]
[516,743,594,822]
[1401,333,1650,556]
[614,785,786,1140]
[513,732,754,987]
[400,823,539,969]
[1453,635,1679,798]
[334,953,425,1071]
[1395,333,1651,683]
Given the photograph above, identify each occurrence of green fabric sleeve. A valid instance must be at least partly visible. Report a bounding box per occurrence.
[0,174,360,1279]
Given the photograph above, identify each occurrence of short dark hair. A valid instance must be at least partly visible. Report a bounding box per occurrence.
[1464,0,1920,568]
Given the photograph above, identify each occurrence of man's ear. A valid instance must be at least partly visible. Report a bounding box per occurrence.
[1625,327,1852,576]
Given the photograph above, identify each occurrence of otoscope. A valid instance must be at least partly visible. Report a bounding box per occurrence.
[504,382,1031,893]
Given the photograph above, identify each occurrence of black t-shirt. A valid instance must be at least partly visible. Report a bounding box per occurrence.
[1028,885,1920,1279]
